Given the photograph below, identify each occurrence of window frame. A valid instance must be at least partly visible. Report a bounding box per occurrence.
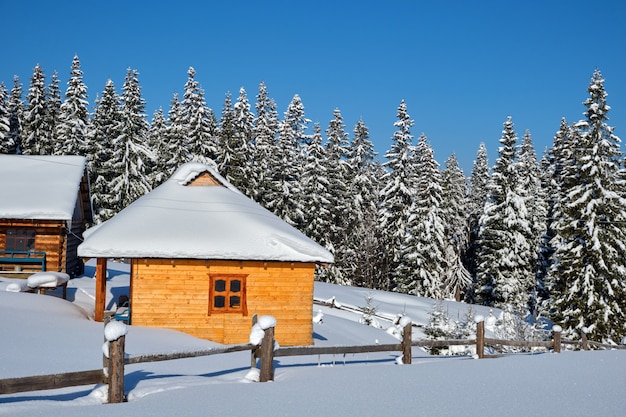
[208,274,248,315]
[5,229,36,251]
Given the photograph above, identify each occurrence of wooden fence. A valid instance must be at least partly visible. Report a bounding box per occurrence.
[1,317,624,404]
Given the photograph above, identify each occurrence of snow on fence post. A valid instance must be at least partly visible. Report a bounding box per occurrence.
[552,325,562,353]
[102,315,112,371]
[475,315,485,359]
[400,316,412,365]
[104,321,128,403]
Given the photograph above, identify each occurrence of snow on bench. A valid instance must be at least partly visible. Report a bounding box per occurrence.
[26,272,70,299]
[5,281,29,293]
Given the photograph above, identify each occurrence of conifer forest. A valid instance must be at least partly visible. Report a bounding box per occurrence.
[2,56,625,343]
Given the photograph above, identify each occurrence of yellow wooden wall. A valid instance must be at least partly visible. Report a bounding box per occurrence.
[130,259,315,346]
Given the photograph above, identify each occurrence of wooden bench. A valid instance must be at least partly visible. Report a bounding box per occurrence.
[114,301,130,323]
[0,250,46,272]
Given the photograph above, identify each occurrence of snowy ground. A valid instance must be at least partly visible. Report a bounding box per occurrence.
[0,260,624,416]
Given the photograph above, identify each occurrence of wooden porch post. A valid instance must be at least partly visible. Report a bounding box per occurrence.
[95,258,107,322]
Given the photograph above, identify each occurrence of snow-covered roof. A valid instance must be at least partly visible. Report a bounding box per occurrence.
[78,162,334,263]
[0,155,88,221]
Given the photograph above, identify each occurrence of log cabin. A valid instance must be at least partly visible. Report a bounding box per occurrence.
[78,162,333,346]
[0,155,93,276]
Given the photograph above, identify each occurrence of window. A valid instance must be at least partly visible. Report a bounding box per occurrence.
[6,229,35,251]
[208,274,247,315]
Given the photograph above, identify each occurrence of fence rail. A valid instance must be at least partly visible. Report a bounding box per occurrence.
[0,369,105,395]
[125,343,253,365]
[274,343,402,357]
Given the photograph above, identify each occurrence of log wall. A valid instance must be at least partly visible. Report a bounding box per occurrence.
[130,259,315,346]
[0,220,66,272]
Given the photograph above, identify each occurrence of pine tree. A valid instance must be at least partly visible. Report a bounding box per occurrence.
[517,129,548,315]
[537,119,571,315]
[548,69,626,341]
[345,119,381,288]
[108,69,154,212]
[90,79,123,223]
[322,108,351,284]
[518,130,546,247]
[477,117,534,312]
[465,143,490,301]
[7,77,23,154]
[163,93,190,177]
[399,133,446,298]
[441,153,469,255]
[55,55,89,156]
[0,83,11,153]
[181,67,216,165]
[441,153,471,301]
[300,123,331,249]
[21,64,48,154]
[217,92,236,172]
[251,81,280,206]
[379,100,415,291]
[267,94,308,226]
[219,87,254,193]
[43,71,62,155]
[147,107,168,186]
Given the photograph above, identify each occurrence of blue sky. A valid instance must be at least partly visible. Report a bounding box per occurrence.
[2,0,625,173]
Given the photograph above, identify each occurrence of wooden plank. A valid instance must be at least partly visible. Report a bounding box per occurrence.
[412,339,476,347]
[0,370,105,395]
[0,219,64,228]
[584,340,626,350]
[125,344,253,365]
[483,338,554,348]
[275,343,402,357]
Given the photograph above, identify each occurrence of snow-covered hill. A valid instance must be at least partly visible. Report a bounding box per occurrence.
[0,261,624,416]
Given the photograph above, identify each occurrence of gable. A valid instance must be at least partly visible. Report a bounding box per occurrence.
[186,171,224,187]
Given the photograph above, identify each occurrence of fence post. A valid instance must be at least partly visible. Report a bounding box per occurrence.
[552,325,562,353]
[475,316,485,359]
[401,320,412,365]
[259,326,275,382]
[104,321,127,403]
[581,328,589,351]
[250,314,258,368]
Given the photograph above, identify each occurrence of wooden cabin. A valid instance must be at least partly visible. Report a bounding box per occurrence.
[78,162,333,346]
[0,155,93,276]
